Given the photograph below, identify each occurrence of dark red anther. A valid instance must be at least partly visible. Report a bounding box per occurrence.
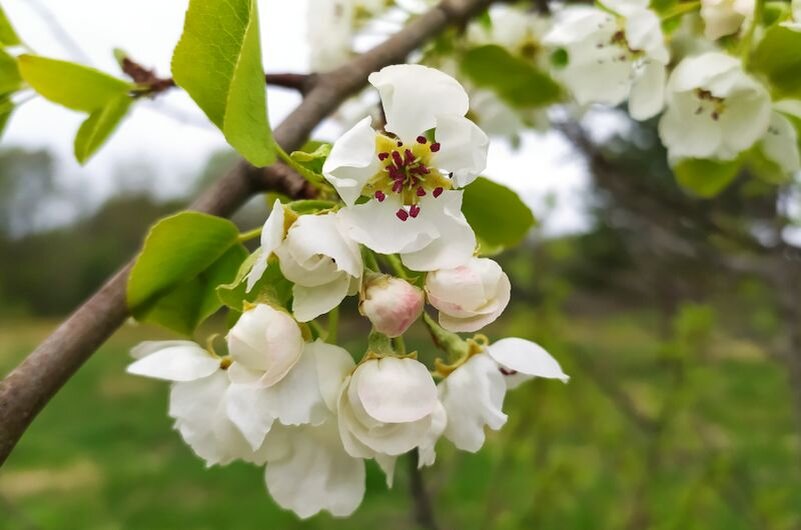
[378,152,389,161]
[433,187,443,198]
[416,187,426,197]
[397,141,403,147]
[409,204,420,218]
[499,367,518,376]
[416,136,427,144]
[430,142,441,152]
[374,190,386,202]
[388,165,403,180]
[404,149,415,164]
[396,208,409,221]
[391,151,404,167]
[392,180,404,193]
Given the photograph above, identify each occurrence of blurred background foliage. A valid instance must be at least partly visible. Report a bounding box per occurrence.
[2,113,801,529]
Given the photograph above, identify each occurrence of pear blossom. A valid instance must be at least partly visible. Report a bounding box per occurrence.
[246,199,285,292]
[467,4,551,67]
[658,52,771,161]
[439,339,568,452]
[274,213,363,322]
[700,0,754,40]
[760,112,801,175]
[262,342,366,519]
[127,341,268,466]
[425,257,511,333]
[325,64,487,271]
[360,274,425,337]
[543,0,669,120]
[337,357,440,477]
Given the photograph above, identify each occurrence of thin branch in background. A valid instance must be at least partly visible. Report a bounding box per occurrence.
[408,450,439,530]
[25,0,94,65]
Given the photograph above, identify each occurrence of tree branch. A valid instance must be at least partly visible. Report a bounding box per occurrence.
[0,0,497,466]
[408,451,439,530]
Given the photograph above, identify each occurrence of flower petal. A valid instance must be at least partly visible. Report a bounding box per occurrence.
[487,337,570,382]
[264,422,366,519]
[355,357,438,423]
[260,345,329,426]
[418,401,447,468]
[246,200,286,292]
[338,196,438,255]
[762,111,801,174]
[292,274,352,322]
[308,340,356,413]
[278,213,363,280]
[323,117,381,206]
[127,341,219,382]
[225,383,276,450]
[432,115,489,188]
[629,60,666,120]
[369,64,469,143]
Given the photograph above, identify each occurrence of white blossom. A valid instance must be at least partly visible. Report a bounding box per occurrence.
[761,111,801,175]
[467,4,551,68]
[658,52,771,161]
[360,275,425,337]
[246,199,285,293]
[700,0,754,40]
[325,64,487,271]
[425,257,511,333]
[544,0,669,120]
[487,337,570,389]
[274,213,363,322]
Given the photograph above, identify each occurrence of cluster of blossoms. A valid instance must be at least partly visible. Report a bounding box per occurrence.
[128,65,568,519]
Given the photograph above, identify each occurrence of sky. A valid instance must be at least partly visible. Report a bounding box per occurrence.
[2,0,591,235]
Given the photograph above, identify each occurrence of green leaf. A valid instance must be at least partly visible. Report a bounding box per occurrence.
[128,212,246,334]
[0,48,21,95]
[18,55,132,112]
[74,94,132,164]
[217,253,292,313]
[461,45,562,108]
[462,177,536,251]
[0,96,12,140]
[290,141,331,174]
[751,26,801,97]
[0,4,20,46]
[171,0,275,167]
[673,158,741,197]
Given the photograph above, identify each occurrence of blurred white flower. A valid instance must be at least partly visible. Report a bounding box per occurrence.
[658,52,771,161]
[467,4,551,67]
[325,64,486,271]
[127,341,268,466]
[360,275,425,337]
[761,111,801,174]
[700,0,754,40]
[246,199,285,292]
[274,213,363,322]
[425,257,511,333]
[544,0,669,120]
[337,357,440,481]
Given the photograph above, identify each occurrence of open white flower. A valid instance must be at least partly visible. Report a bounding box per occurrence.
[544,0,669,120]
[274,213,362,322]
[658,52,771,161]
[337,357,440,480]
[487,337,570,389]
[127,341,268,466]
[467,4,551,67]
[700,0,754,40]
[425,257,511,333]
[325,64,486,271]
[246,199,286,293]
[262,342,366,519]
[761,111,801,175]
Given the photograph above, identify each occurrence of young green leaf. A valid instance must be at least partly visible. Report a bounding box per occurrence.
[128,212,247,335]
[0,48,21,95]
[462,177,536,251]
[0,4,21,46]
[461,45,562,107]
[18,55,132,112]
[217,253,293,313]
[171,0,275,167]
[673,158,741,197]
[751,26,801,98]
[74,94,132,164]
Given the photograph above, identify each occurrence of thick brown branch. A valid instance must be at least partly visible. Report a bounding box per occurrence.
[0,0,497,466]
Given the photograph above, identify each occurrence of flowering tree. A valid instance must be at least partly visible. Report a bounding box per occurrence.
[1,0,801,523]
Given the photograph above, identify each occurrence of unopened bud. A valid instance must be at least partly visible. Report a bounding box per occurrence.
[360,275,424,337]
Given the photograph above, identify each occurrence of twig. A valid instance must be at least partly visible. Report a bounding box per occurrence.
[408,450,439,530]
[0,0,499,466]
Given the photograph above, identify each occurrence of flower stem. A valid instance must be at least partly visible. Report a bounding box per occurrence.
[384,254,408,279]
[326,307,339,344]
[275,143,325,188]
[237,227,262,243]
[394,335,407,355]
[660,1,700,21]
[309,320,326,341]
[363,248,382,272]
[739,0,764,65]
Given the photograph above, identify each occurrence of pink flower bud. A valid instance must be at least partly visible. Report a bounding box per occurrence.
[360,275,424,337]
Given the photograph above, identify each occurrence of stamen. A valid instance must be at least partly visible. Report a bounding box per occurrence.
[388,165,403,181]
[396,208,409,221]
[396,141,403,147]
[409,204,420,218]
[392,151,403,167]
[416,136,427,144]
[416,187,426,197]
[374,190,386,202]
[430,142,440,152]
[378,152,389,161]
[404,149,415,164]
[392,180,404,193]
[433,187,443,198]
